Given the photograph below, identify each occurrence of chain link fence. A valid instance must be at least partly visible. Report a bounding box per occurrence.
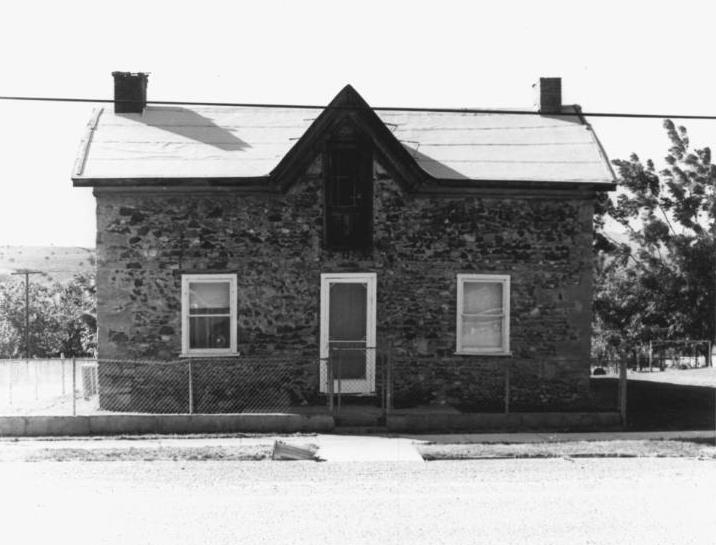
[98,356,318,414]
[0,351,393,416]
[0,358,97,415]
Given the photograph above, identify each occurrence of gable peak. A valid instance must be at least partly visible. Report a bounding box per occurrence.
[328,84,370,109]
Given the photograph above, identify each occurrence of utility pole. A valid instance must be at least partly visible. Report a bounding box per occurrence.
[10,269,42,360]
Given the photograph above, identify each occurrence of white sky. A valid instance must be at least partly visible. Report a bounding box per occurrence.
[2,0,716,248]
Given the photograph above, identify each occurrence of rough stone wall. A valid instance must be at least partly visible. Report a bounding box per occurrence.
[95,156,595,412]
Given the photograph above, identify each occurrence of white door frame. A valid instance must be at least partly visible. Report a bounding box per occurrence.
[320,272,377,394]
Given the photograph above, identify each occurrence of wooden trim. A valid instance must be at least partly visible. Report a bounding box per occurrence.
[72,108,104,177]
[574,105,619,184]
[93,186,278,197]
[76,176,273,189]
[90,180,609,199]
[414,184,605,199]
[456,274,511,356]
[172,268,239,276]
[319,272,377,394]
[178,352,241,359]
[181,273,237,356]
[425,178,615,191]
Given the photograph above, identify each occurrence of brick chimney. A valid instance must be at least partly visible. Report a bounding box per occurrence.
[533,77,562,114]
[112,71,148,114]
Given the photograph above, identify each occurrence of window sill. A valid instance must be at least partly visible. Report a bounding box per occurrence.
[179,352,241,359]
[455,351,513,357]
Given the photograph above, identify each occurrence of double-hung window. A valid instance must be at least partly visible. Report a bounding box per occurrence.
[181,274,237,355]
[456,274,510,355]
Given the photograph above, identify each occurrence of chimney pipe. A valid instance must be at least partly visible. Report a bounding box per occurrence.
[112,71,148,114]
[533,77,562,114]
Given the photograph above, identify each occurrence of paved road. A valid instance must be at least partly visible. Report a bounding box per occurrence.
[1,459,715,544]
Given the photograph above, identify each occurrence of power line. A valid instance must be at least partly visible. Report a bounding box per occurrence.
[1,94,716,120]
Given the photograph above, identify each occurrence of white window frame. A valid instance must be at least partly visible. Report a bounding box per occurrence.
[456,274,511,355]
[181,273,238,356]
[319,272,377,394]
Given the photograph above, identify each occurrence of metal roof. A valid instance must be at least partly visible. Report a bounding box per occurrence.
[73,103,615,186]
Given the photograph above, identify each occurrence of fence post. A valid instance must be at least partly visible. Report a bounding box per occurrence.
[325,354,333,412]
[336,351,342,413]
[72,357,77,416]
[6,361,12,406]
[188,359,194,414]
[648,341,653,373]
[618,357,627,428]
[34,359,39,400]
[386,341,392,415]
[504,361,511,415]
[61,355,66,396]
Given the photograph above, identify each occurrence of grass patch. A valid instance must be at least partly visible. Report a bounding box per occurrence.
[21,445,273,462]
[418,440,716,460]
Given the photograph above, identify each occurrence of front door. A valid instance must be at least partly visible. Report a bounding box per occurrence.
[320,273,376,394]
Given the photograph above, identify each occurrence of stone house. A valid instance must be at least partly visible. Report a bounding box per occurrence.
[72,72,615,413]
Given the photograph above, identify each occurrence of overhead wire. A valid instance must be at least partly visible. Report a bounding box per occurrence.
[1,95,716,120]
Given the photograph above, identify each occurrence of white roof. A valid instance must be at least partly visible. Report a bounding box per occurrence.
[73,104,614,185]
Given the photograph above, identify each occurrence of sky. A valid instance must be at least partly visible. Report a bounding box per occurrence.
[2,0,716,248]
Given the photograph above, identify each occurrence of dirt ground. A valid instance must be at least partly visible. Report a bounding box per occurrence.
[591,372,716,430]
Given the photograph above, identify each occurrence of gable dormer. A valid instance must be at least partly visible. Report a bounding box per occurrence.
[272,84,428,194]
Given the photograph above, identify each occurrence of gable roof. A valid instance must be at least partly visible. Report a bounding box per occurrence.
[72,85,616,189]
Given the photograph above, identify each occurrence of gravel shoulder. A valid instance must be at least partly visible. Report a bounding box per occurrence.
[2,433,716,462]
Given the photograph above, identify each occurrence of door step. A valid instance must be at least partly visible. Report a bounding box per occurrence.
[333,425,389,434]
[334,414,386,427]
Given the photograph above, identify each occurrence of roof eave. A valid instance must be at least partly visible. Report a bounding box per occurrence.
[72,175,273,189]
[427,177,617,192]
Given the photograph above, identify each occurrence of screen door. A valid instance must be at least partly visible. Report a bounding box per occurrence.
[320,273,376,394]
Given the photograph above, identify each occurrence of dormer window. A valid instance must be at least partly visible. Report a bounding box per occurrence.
[324,142,373,250]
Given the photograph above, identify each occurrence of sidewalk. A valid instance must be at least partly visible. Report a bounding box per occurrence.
[0,430,714,462]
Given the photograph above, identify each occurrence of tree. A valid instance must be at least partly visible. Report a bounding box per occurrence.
[594,120,716,363]
[0,273,96,358]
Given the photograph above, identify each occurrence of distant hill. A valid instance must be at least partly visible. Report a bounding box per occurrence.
[0,246,95,285]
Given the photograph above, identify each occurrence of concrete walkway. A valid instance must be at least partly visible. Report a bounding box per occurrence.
[315,435,424,462]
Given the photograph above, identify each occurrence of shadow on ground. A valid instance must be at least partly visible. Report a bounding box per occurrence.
[591,378,715,430]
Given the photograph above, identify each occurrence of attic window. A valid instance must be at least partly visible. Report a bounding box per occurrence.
[324,143,373,250]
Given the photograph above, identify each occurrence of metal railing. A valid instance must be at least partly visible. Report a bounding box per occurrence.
[323,345,392,418]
